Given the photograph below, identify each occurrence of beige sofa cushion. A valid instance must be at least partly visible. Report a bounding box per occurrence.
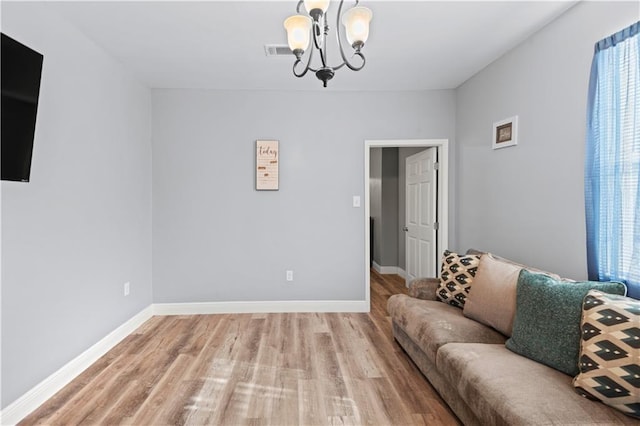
[387,294,505,360]
[407,277,439,301]
[436,343,637,425]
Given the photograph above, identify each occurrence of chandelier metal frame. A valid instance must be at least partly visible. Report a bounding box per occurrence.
[289,0,368,87]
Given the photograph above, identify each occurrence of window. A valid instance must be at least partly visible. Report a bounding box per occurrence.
[585,22,640,298]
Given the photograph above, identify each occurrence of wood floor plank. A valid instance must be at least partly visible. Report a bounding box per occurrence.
[297,379,327,426]
[19,271,460,426]
[123,353,195,425]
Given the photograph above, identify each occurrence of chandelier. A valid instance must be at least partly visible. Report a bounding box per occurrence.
[283,0,372,87]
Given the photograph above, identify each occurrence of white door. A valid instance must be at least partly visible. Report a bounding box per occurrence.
[405,148,438,283]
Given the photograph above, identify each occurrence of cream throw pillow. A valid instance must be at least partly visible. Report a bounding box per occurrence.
[463,254,562,336]
[463,254,521,336]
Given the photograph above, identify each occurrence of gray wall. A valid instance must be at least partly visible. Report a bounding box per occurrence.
[380,148,399,267]
[1,3,152,408]
[370,148,399,268]
[369,148,382,265]
[455,1,638,278]
[152,89,456,303]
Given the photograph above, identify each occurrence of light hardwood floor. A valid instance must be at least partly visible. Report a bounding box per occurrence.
[20,270,460,426]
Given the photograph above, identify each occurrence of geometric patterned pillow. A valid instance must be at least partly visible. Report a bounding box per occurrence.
[573,290,640,419]
[436,250,480,308]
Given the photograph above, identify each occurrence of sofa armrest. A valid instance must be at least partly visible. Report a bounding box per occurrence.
[408,278,440,301]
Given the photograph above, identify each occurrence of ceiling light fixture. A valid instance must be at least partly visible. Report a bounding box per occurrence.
[283,0,372,87]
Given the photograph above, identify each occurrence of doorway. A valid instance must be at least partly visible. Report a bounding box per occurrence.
[364,139,449,308]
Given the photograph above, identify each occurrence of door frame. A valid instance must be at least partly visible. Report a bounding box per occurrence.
[364,139,449,308]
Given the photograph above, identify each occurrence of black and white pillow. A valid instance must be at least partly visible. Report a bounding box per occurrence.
[573,290,640,419]
[436,250,480,308]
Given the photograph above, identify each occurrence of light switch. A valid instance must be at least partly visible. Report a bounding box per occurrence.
[353,196,361,208]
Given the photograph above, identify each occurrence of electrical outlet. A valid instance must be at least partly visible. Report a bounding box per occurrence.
[124,282,130,296]
[286,270,294,281]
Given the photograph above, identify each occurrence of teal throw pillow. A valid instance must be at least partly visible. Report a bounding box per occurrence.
[505,270,626,376]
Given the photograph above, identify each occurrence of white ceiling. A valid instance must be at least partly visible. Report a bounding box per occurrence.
[46,1,578,91]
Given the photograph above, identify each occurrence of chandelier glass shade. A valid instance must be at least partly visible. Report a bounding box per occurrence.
[303,0,330,13]
[284,15,312,52]
[283,0,372,87]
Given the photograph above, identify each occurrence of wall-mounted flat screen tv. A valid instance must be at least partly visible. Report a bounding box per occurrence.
[1,33,43,182]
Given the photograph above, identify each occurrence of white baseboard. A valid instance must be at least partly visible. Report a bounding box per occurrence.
[371,260,384,273]
[396,268,407,279]
[372,261,406,277]
[153,300,369,315]
[0,306,154,426]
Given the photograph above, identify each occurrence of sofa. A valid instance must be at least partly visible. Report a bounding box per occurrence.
[387,251,639,425]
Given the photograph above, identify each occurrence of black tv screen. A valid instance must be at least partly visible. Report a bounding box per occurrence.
[1,33,43,182]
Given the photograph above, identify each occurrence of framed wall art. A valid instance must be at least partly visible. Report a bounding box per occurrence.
[256,140,279,190]
[492,116,518,150]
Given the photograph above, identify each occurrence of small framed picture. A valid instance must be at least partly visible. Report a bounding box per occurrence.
[492,116,518,150]
[256,140,279,190]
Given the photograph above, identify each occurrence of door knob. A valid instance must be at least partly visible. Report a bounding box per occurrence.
[403,226,408,232]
